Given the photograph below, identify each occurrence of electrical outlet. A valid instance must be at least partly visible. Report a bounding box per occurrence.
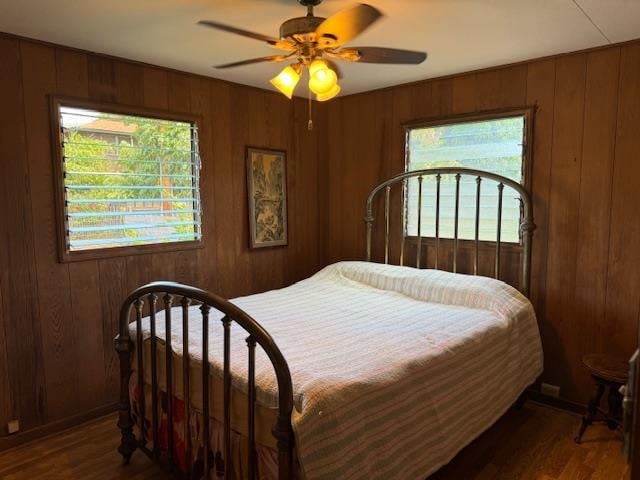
[7,420,19,434]
[541,383,560,398]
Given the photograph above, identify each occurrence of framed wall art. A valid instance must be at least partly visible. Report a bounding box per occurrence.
[246,147,288,249]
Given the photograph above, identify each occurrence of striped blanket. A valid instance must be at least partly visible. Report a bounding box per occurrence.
[134,261,543,479]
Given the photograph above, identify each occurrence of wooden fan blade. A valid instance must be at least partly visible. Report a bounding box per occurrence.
[215,55,291,69]
[315,4,382,48]
[198,20,296,51]
[347,47,427,64]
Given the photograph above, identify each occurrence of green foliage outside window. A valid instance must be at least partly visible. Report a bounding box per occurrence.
[61,109,200,250]
[406,115,525,243]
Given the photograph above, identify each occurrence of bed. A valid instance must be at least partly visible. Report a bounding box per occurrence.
[115,168,542,480]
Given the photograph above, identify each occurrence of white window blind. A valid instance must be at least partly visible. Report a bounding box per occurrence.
[58,106,202,252]
[405,115,525,243]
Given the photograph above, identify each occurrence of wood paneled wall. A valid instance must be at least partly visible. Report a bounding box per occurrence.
[1,31,639,442]
[0,34,323,442]
[321,40,640,404]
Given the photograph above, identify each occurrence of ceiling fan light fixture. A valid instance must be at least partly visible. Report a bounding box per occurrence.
[308,57,328,76]
[316,83,341,102]
[309,66,338,94]
[270,64,302,99]
[201,2,427,108]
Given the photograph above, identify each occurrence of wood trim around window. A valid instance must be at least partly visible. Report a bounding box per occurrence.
[49,95,205,263]
[401,106,536,246]
[402,106,536,192]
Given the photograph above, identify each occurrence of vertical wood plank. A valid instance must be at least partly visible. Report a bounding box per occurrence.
[572,48,621,400]
[21,41,77,421]
[408,80,432,119]
[526,59,556,319]
[166,72,191,113]
[604,43,640,359]
[99,258,128,401]
[0,264,11,433]
[115,62,145,105]
[525,58,557,393]
[209,79,235,297]
[451,74,477,115]
[292,98,322,280]
[325,99,343,263]
[315,100,332,267]
[87,56,116,102]
[55,49,89,95]
[189,76,216,291]
[476,65,528,110]
[0,37,46,430]
[430,79,454,118]
[339,94,362,260]
[289,99,305,282]
[544,53,587,395]
[68,261,105,409]
[228,85,252,296]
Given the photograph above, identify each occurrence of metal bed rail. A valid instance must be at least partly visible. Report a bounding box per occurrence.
[115,282,295,480]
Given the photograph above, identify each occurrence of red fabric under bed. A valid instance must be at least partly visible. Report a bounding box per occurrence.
[129,373,280,479]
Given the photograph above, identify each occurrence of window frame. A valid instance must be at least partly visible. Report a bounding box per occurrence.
[50,95,205,263]
[402,107,535,247]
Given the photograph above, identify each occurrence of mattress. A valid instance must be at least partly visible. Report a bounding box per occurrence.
[129,261,543,480]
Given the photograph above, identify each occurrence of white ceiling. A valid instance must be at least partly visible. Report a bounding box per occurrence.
[1,0,639,97]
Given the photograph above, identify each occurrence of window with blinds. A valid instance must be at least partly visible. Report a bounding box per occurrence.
[405,115,526,243]
[56,103,202,256]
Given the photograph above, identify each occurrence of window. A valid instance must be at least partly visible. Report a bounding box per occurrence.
[52,99,202,260]
[405,113,528,243]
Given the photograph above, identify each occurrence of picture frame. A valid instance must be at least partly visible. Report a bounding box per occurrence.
[246,147,288,249]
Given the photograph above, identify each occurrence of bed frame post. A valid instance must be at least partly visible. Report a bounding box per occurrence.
[365,205,374,262]
[520,216,535,298]
[274,415,295,480]
[115,330,136,464]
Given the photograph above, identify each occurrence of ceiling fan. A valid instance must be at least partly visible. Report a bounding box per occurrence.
[198,0,427,101]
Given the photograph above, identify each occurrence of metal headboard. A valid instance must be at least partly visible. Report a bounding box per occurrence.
[364,167,535,296]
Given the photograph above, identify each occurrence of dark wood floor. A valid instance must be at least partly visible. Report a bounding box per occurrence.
[0,403,629,479]
[433,402,629,480]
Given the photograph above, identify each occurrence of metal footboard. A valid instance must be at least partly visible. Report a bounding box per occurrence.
[115,281,295,479]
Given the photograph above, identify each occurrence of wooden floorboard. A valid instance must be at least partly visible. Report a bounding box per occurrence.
[0,403,629,479]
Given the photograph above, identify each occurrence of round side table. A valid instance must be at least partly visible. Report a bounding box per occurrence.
[574,353,629,444]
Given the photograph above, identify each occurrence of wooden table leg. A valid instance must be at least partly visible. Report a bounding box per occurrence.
[607,383,623,430]
[575,381,604,444]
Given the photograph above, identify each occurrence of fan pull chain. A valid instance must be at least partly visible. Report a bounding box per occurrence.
[308,88,313,131]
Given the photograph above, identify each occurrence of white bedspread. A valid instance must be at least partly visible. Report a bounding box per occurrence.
[133,261,543,480]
